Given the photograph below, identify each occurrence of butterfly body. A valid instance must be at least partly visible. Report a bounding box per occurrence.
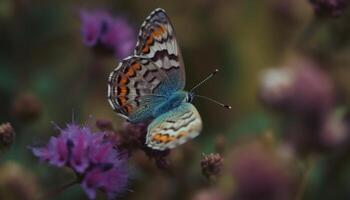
[152,91,188,118]
[108,8,202,150]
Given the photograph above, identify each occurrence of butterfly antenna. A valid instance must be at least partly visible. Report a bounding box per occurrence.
[190,69,219,93]
[194,95,232,110]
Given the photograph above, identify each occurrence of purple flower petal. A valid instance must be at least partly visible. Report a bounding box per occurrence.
[82,165,128,200]
[102,166,128,199]
[99,17,135,58]
[31,147,51,161]
[89,142,114,164]
[69,132,90,173]
[81,168,103,199]
[80,10,113,47]
[115,39,135,59]
[49,136,69,167]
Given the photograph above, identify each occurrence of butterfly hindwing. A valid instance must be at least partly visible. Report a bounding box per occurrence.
[146,103,202,150]
[135,8,185,93]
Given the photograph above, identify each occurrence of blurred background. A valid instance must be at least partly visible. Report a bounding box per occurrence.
[0,0,350,199]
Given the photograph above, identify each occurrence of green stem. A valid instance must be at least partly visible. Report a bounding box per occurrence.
[38,178,78,200]
[294,157,317,200]
[295,17,323,50]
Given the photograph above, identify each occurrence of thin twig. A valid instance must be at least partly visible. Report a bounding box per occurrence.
[294,156,317,200]
[38,178,78,200]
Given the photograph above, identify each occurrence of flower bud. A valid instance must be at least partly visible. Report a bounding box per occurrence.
[12,92,42,123]
[95,118,113,131]
[0,122,15,151]
[201,153,224,180]
[0,161,39,200]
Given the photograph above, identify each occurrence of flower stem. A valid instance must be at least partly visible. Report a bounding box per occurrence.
[294,156,317,200]
[38,178,78,200]
[295,17,323,50]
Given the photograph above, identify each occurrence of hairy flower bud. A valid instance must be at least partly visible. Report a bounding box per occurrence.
[0,122,15,151]
[12,92,42,122]
[201,153,224,180]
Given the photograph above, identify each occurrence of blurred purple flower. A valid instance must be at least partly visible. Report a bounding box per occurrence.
[259,59,335,118]
[259,59,338,153]
[319,110,350,148]
[80,10,112,46]
[309,0,349,17]
[31,123,128,199]
[231,142,296,200]
[80,9,136,59]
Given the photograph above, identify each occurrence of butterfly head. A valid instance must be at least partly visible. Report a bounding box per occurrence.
[186,92,195,103]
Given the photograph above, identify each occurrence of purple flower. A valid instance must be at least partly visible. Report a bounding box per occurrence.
[259,59,335,117]
[31,122,128,199]
[82,165,128,199]
[230,141,297,200]
[80,9,136,59]
[80,10,112,46]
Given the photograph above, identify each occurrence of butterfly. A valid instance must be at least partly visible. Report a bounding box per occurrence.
[108,8,226,151]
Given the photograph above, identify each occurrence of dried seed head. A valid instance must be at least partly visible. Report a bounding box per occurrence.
[0,122,15,151]
[12,92,42,122]
[200,153,224,180]
[95,119,114,131]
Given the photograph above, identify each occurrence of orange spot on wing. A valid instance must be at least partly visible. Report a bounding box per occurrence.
[152,25,165,38]
[124,104,132,113]
[132,62,141,70]
[177,131,188,139]
[152,134,160,141]
[146,36,153,45]
[119,87,128,95]
[161,135,168,143]
[142,45,150,53]
[168,136,176,142]
[119,96,127,105]
[126,68,135,77]
[151,134,176,143]
[119,77,128,85]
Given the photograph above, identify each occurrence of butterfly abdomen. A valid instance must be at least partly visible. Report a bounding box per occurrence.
[152,91,187,117]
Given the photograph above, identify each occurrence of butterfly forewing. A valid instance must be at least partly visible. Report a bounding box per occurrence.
[135,8,186,92]
[108,56,168,123]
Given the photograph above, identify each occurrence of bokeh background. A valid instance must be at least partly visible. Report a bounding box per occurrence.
[0,0,350,199]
